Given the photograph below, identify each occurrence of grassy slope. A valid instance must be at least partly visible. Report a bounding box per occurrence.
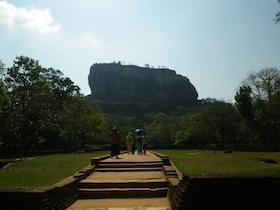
[0,151,109,187]
[156,150,280,177]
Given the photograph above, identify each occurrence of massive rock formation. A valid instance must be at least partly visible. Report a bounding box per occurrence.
[88,63,198,115]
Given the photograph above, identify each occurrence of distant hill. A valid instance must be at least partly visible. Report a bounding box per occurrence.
[87,62,198,115]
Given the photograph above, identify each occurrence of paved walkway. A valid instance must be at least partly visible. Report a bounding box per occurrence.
[67,151,171,210]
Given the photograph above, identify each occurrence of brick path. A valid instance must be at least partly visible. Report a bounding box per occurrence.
[67,151,171,210]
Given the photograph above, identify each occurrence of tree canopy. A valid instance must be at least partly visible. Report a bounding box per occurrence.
[0,56,106,154]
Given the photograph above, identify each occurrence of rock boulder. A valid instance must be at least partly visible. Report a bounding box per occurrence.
[88,63,198,115]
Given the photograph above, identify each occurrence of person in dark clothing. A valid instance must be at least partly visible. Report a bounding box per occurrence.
[135,133,142,155]
[109,127,121,158]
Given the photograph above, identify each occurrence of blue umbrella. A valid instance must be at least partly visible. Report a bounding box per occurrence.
[135,128,145,133]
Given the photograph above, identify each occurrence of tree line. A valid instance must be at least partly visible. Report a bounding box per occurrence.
[0,56,279,155]
[0,56,107,154]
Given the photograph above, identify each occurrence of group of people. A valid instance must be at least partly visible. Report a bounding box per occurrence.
[109,127,148,158]
[126,131,147,155]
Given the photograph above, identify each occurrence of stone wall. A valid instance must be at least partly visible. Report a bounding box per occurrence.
[0,177,80,209]
[176,176,280,210]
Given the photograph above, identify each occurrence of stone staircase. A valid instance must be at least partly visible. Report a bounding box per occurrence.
[68,152,171,209]
[78,159,168,199]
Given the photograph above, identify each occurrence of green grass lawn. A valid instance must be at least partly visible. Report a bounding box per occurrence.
[0,151,109,188]
[1,150,279,188]
[156,150,280,177]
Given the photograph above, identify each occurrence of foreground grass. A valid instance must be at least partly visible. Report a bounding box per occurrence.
[0,151,109,188]
[156,150,280,177]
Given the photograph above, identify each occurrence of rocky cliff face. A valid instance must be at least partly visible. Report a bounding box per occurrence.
[88,63,198,115]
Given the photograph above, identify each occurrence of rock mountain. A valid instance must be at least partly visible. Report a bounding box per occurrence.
[88,63,198,115]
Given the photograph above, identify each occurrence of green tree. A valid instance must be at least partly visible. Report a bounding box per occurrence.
[243,68,280,102]
[145,113,172,146]
[235,86,253,144]
[202,102,241,147]
[4,56,48,150]
[46,68,80,100]
[0,60,9,121]
[60,95,106,151]
[3,56,80,151]
[241,67,280,145]
[171,112,217,148]
[0,60,6,79]
[153,112,170,125]
[0,80,11,147]
[106,115,144,138]
[174,130,188,147]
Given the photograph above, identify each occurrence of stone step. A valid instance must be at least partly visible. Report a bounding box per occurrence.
[78,187,168,199]
[69,151,172,209]
[94,167,163,172]
[67,197,172,210]
[97,162,163,168]
[79,180,168,189]
[100,160,163,164]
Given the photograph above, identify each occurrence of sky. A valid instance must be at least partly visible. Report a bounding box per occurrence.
[1,0,280,102]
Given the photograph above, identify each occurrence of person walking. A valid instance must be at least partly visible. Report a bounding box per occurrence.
[141,133,148,155]
[135,133,142,155]
[126,132,134,154]
[109,127,121,158]
[132,136,136,154]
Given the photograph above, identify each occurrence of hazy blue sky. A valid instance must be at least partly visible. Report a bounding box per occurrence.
[1,0,280,101]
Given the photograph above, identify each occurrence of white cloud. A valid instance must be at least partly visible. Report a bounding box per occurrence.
[0,0,60,35]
